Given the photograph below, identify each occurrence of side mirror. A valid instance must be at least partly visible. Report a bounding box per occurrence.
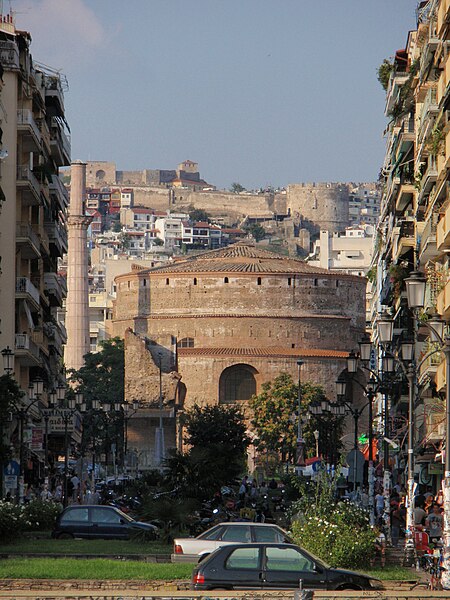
[313,564,323,573]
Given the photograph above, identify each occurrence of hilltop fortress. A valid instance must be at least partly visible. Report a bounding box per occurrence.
[74,161,357,253]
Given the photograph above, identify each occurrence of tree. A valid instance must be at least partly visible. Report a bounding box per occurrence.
[164,405,250,497]
[189,209,210,223]
[68,338,125,459]
[377,59,394,91]
[250,373,343,463]
[184,404,249,455]
[230,182,246,194]
[246,223,265,242]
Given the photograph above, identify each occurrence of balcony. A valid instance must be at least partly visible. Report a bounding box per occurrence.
[50,117,71,166]
[44,220,68,256]
[15,223,40,259]
[16,165,41,206]
[437,0,450,38]
[15,276,40,308]
[31,327,49,357]
[395,179,415,212]
[44,272,67,306]
[419,156,438,203]
[437,203,450,250]
[437,277,450,318]
[49,174,69,211]
[437,358,447,392]
[397,118,415,153]
[392,220,415,261]
[47,322,67,355]
[419,212,439,262]
[14,333,40,367]
[17,109,41,151]
[418,343,442,384]
[424,397,445,442]
[44,75,65,116]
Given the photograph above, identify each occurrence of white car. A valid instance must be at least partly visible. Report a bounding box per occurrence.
[171,522,291,563]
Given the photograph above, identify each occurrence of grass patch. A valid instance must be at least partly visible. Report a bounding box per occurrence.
[0,558,193,580]
[358,566,418,581]
[0,537,171,555]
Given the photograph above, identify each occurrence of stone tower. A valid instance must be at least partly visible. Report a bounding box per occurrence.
[65,161,91,371]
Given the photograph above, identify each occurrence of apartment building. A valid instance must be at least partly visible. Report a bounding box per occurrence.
[371,0,450,487]
[0,15,71,487]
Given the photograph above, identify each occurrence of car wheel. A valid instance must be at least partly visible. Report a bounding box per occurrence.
[337,585,361,591]
[57,532,74,540]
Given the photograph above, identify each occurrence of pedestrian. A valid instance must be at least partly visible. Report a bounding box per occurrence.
[413,503,427,527]
[71,473,80,502]
[24,484,34,503]
[269,478,278,490]
[390,501,405,548]
[40,485,53,501]
[375,491,384,516]
[425,503,444,544]
[238,480,247,505]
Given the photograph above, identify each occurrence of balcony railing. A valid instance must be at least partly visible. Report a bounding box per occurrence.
[44,220,68,254]
[49,174,69,208]
[17,109,41,144]
[16,165,41,200]
[15,276,40,305]
[16,223,40,251]
[15,333,39,359]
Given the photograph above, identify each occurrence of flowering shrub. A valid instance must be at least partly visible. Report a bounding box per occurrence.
[0,499,62,540]
[0,501,23,541]
[290,471,377,569]
[22,500,61,531]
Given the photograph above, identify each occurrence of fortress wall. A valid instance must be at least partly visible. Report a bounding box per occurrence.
[287,183,350,234]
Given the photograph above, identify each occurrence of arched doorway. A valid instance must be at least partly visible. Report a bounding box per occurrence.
[219,364,257,403]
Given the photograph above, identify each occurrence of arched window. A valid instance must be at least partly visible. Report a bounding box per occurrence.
[219,364,257,403]
[178,337,194,348]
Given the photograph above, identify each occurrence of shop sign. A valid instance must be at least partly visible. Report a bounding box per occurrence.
[429,463,444,475]
[31,428,43,450]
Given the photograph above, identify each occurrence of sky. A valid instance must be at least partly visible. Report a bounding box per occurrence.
[12,0,418,190]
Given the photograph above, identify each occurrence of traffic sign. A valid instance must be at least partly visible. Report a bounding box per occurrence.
[3,460,20,477]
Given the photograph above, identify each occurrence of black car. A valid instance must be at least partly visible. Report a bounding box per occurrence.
[191,543,383,591]
[52,505,158,540]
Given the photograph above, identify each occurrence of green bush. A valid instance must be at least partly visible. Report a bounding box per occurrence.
[22,500,62,531]
[290,471,377,569]
[291,501,376,569]
[0,501,24,541]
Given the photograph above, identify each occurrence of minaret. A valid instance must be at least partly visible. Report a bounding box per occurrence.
[65,161,91,372]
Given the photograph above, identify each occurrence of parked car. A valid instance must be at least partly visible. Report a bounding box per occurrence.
[52,505,158,540]
[172,522,291,563]
[191,543,384,591]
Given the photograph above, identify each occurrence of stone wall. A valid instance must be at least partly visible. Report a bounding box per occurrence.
[113,272,366,332]
[287,183,350,235]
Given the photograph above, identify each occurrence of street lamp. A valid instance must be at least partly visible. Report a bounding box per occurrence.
[1,346,14,373]
[335,371,379,526]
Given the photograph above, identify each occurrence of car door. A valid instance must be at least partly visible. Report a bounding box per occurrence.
[262,545,328,590]
[90,507,129,539]
[59,507,91,538]
[218,546,263,589]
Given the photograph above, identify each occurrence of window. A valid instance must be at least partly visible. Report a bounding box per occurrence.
[288,278,291,286]
[257,277,262,286]
[143,279,147,287]
[265,547,314,572]
[178,337,194,348]
[253,526,285,543]
[219,364,257,403]
[199,525,224,541]
[61,508,89,523]
[220,525,251,542]
[91,508,122,524]
[224,277,229,283]
[193,278,197,285]
[166,278,169,285]
[314,279,318,286]
[226,547,260,570]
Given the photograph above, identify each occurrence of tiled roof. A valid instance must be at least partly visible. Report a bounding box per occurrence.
[178,347,349,358]
[144,242,349,276]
